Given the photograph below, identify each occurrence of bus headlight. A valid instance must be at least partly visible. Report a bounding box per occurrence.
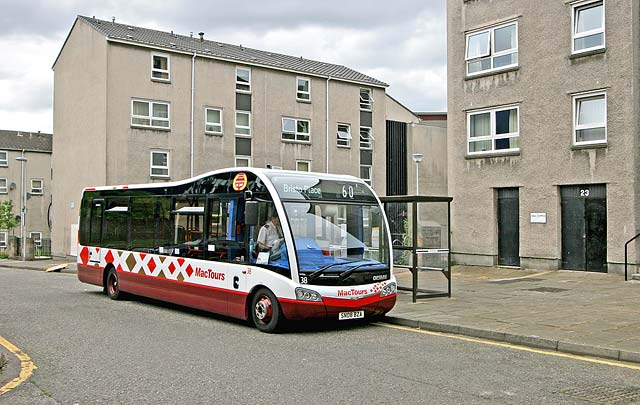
[295,287,323,302]
[379,282,397,298]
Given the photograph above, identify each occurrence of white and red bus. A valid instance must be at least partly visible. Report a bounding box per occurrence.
[77,168,396,332]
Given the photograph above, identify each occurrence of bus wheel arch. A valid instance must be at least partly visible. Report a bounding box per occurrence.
[248,286,282,333]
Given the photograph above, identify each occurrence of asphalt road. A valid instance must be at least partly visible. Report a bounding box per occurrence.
[1,268,640,404]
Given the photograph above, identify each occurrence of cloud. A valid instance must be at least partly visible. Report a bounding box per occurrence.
[0,0,447,132]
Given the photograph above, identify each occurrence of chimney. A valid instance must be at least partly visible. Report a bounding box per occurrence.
[199,32,205,42]
[190,32,193,38]
[112,16,116,24]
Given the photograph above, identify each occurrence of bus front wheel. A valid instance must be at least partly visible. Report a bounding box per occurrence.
[250,288,281,333]
[105,267,123,300]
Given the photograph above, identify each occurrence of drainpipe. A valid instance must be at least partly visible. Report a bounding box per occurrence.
[326,77,331,173]
[190,52,196,178]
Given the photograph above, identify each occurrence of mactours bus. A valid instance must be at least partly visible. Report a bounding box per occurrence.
[77,168,396,332]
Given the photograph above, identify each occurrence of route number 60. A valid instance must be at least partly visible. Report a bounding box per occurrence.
[342,185,354,199]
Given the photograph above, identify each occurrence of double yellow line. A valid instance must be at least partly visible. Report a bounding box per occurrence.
[0,336,37,396]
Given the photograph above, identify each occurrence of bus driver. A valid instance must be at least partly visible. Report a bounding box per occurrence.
[257,213,282,251]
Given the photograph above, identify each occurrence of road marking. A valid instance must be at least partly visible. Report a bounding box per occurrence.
[375,323,640,371]
[490,270,554,282]
[0,336,37,396]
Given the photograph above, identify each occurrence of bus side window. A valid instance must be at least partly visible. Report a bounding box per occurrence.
[171,196,204,258]
[102,198,130,249]
[130,197,156,252]
[155,197,172,254]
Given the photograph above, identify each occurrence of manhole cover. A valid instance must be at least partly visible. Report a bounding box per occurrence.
[561,385,640,404]
[489,278,544,284]
[525,287,568,293]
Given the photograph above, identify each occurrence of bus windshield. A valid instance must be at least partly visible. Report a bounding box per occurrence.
[283,202,389,272]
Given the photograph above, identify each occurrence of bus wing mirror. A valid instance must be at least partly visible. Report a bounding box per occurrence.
[245,201,259,226]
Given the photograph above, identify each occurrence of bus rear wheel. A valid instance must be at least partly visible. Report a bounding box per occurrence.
[251,288,281,333]
[105,267,123,300]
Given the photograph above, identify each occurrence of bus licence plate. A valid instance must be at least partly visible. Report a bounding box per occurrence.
[338,310,364,320]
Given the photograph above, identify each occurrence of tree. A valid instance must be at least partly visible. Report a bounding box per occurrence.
[0,200,18,234]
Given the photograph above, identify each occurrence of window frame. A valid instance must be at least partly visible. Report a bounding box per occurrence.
[360,88,373,111]
[0,151,7,167]
[151,52,171,82]
[296,160,311,172]
[360,165,373,186]
[336,123,352,148]
[465,21,519,77]
[150,150,170,178]
[281,117,311,143]
[466,105,520,156]
[296,77,311,101]
[0,177,7,194]
[0,231,6,248]
[30,178,44,195]
[236,66,251,93]
[205,107,223,135]
[235,156,251,167]
[573,90,607,146]
[235,111,251,136]
[360,126,373,149]
[29,231,42,246]
[131,99,171,130]
[571,0,605,55]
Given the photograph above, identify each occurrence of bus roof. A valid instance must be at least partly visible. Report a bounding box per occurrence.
[82,168,363,192]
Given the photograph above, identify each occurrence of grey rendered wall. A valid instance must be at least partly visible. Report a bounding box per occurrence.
[52,20,108,256]
[0,149,52,239]
[448,0,637,271]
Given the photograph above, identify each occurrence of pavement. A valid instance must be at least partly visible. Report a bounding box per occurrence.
[1,258,639,364]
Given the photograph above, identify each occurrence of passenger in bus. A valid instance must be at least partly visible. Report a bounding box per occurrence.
[257,213,282,251]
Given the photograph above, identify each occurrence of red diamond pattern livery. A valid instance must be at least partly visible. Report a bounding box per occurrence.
[148,258,156,273]
[168,261,176,275]
[79,247,89,266]
[185,264,194,277]
[104,250,115,264]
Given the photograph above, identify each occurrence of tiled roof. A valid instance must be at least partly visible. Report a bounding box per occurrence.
[0,130,53,153]
[78,16,388,88]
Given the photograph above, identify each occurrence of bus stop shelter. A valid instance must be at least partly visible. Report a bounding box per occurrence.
[380,195,453,302]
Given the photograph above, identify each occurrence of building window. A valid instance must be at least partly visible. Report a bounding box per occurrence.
[30,179,43,195]
[360,165,372,186]
[573,91,607,145]
[360,88,373,111]
[236,67,251,92]
[205,108,223,135]
[132,100,170,129]
[29,232,42,247]
[296,160,311,172]
[0,151,7,166]
[296,77,311,101]
[150,151,170,178]
[235,111,251,136]
[235,156,251,167]
[360,127,373,149]
[572,1,605,54]
[282,117,310,142]
[466,21,518,76]
[151,53,170,81]
[467,106,519,155]
[337,123,352,147]
[0,232,6,248]
[0,178,6,194]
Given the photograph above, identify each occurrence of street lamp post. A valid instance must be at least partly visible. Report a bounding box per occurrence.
[412,153,423,196]
[15,156,27,261]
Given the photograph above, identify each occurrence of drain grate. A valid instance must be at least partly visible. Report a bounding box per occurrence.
[525,287,569,293]
[561,384,640,404]
[489,278,545,284]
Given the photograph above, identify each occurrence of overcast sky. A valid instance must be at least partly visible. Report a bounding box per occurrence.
[0,0,446,133]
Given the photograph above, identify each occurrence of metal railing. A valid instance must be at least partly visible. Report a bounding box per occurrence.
[624,232,640,281]
[34,238,52,258]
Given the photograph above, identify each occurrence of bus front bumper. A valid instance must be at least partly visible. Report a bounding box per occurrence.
[279,294,397,321]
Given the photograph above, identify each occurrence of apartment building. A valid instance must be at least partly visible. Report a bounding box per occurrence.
[448,0,639,273]
[0,130,53,248]
[52,16,442,256]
